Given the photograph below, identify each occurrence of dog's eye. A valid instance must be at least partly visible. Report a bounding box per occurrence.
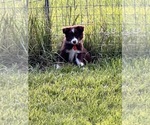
[65,32,74,40]
[69,32,74,35]
[74,32,80,37]
[66,32,73,37]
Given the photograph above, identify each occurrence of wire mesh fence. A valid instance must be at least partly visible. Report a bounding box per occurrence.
[29,0,149,57]
[27,0,150,33]
[29,0,122,36]
[0,0,150,67]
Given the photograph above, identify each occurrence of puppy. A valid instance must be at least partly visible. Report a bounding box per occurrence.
[58,25,91,67]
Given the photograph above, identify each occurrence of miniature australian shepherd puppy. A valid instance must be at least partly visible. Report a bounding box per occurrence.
[57,25,91,67]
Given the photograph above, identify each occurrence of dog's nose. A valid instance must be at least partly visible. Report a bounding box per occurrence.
[73,40,76,44]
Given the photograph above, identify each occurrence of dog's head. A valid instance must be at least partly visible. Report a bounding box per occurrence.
[62,25,84,45]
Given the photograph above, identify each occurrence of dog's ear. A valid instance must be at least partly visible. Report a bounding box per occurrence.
[76,26,84,33]
[62,28,70,34]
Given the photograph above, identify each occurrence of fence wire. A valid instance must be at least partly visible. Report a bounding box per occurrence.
[1,0,149,44]
[0,0,149,61]
[1,0,150,33]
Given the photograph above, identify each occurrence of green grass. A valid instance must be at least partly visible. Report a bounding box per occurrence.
[122,57,150,125]
[0,71,28,125]
[29,58,122,125]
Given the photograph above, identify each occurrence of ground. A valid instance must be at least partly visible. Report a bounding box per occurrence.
[29,58,122,125]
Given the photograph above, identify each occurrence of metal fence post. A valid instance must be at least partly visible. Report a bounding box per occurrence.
[44,0,52,52]
[45,0,50,22]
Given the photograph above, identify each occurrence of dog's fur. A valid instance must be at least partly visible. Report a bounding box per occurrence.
[58,25,91,66]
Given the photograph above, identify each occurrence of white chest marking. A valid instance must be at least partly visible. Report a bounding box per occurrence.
[66,49,80,62]
[69,49,77,62]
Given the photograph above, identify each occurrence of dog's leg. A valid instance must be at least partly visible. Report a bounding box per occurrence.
[60,50,69,62]
[75,54,84,66]
[76,58,84,66]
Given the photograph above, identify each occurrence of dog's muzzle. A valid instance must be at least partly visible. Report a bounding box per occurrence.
[71,37,78,45]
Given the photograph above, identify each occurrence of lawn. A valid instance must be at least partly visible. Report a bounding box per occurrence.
[122,57,150,125]
[29,58,122,125]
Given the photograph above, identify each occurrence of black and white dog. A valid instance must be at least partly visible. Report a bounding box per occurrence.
[58,25,91,67]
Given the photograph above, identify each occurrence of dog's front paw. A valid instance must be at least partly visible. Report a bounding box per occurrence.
[77,62,84,67]
[80,62,84,66]
[76,58,84,67]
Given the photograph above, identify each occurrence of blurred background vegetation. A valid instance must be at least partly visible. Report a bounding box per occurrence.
[0,0,150,69]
